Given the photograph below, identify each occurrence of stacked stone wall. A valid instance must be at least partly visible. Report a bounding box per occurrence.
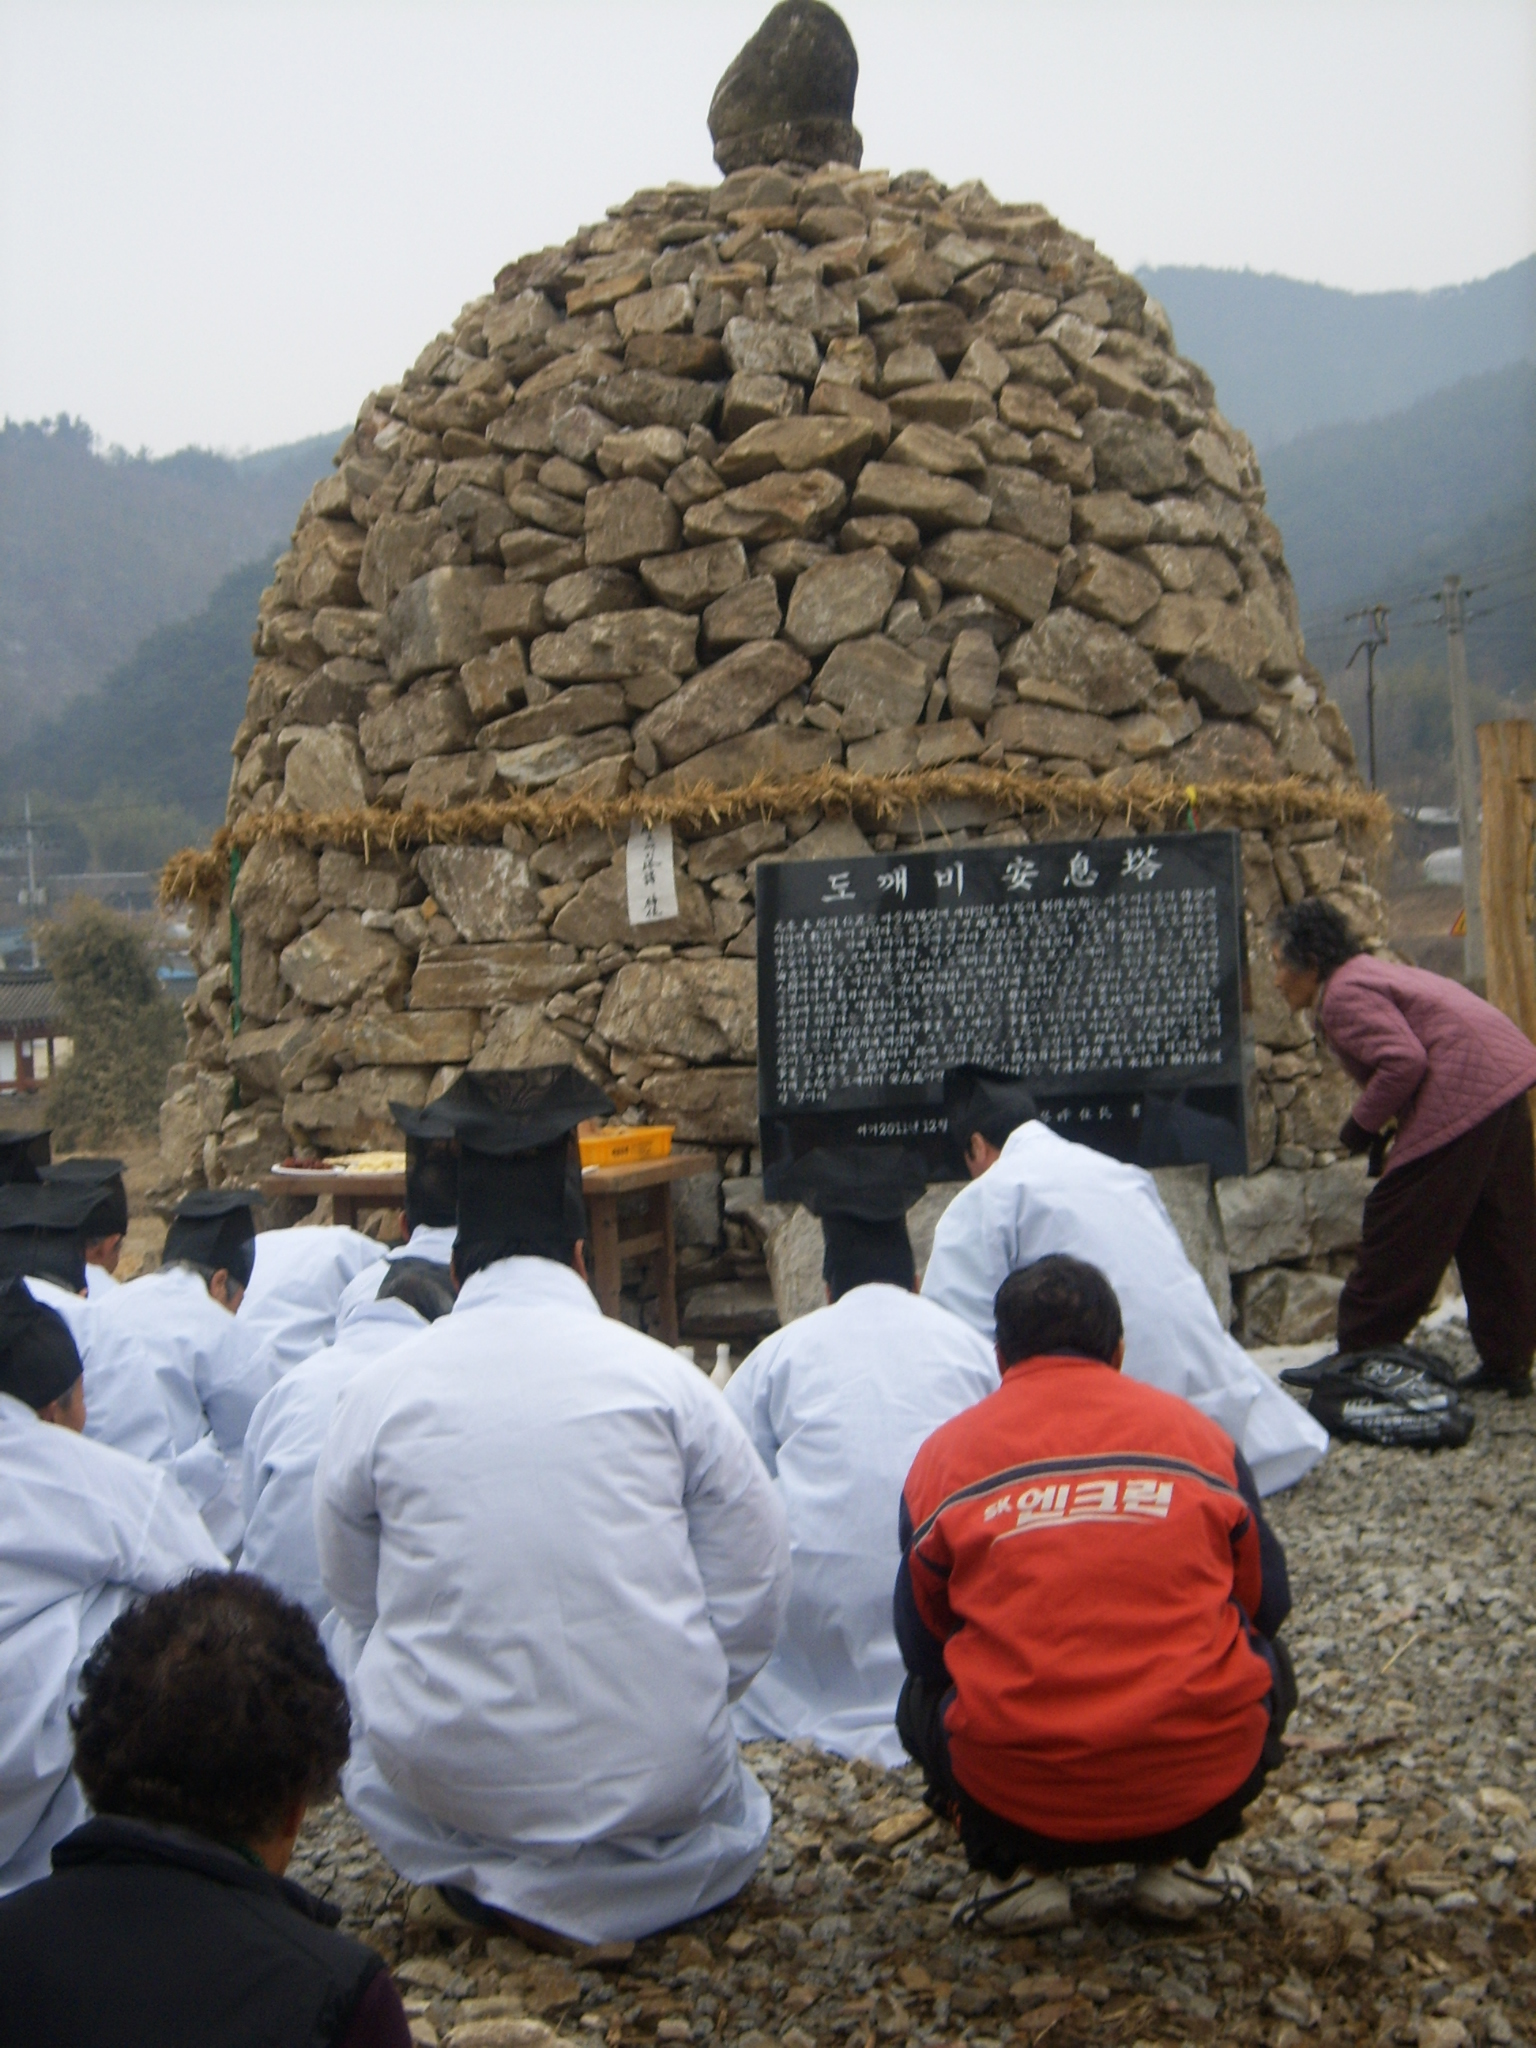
[159,157,1387,1344]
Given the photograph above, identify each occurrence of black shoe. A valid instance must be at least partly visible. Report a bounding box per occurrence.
[1458,1368,1533,1401]
[432,1883,576,1954]
[434,1882,507,1929]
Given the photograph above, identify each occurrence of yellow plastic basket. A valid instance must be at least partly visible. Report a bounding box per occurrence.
[578,1125,675,1170]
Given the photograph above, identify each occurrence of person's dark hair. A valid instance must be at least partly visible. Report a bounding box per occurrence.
[404,1138,457,1233]
[1271,898,1361,981]
[822,1213,916,1301]
[944,1068,1038,1156]
[161,1246,256,1293]
[70,1573,350,1845]
[994,1254,1124,1367]
[450,1155,589,1277]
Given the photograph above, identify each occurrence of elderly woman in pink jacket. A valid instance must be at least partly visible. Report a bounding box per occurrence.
[1271,899,1536,1399]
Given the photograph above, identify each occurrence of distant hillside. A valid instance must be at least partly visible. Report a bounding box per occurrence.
[1263,362,1536,630]
[8,261,1535,869]
[0,416,338,739]
[1140,257,1536,448]
[1262,366,1535,809]
[0,555,276,873]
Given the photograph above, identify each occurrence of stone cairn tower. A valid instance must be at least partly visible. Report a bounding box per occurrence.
[160,2,1390,1346]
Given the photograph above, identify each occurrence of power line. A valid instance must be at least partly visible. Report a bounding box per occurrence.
[1298,547,1536,637]
[1305,571,1535,645]
[1343,605,1390,787]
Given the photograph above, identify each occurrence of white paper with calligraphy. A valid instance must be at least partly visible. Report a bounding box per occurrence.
[626,820,679,926]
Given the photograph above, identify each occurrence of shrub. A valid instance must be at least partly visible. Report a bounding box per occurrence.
[38,899,184,1145]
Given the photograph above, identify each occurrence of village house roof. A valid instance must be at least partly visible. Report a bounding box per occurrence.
[0,972,63,1037]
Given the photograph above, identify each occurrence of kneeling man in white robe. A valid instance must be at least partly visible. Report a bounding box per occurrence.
[37,1157,128,1298]
[0,1281,224,1896]
[89,1190,280,1554]
[0,1186,175,1470]
[243,1269,451,1624]
[726,1147,996,1766]
[922,1070,1327,1495]
[316,1066,791,1945]
[239,1224,385,1372]
[332,1101,460,1327]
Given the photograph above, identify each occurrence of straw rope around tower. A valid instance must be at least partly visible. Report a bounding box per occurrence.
[161,768,1392,910]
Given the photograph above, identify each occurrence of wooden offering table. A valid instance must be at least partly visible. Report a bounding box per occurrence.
[260,1168,407,1232]
[260,1148,716,1345]
[580,1148,715,1346]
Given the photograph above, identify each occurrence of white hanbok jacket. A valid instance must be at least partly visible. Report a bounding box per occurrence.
[241,1295,426,1623]
[921,1121,1328,1494]
[83,1264,119,1300]
[21,1276,175,1473]
[239,1226,385,1372]
[90,1268,279,1554]
[316,1256,791,1942]
[0,1392,225,1897]
[333,1224,456,1326]
[725,1284,997,1766]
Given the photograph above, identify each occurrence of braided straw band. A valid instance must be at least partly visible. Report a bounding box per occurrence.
[160,764,1392,909]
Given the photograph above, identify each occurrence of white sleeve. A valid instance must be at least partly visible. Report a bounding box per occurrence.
[170,1431,231,1514]
[133,1469,229,1582]
[83,1333,179,1469]
[721,1337,783,1477]
[919,1180,1010,1339]
[241,1381,279,1527]
[676,1374,791,1701]
[313,1375,383,1636]
[73,1437,228,1589]
[197,1320,280,1456]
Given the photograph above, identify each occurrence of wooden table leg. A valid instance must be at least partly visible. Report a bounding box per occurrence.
[652,1185,679,1346]
[588,1191,622,1321]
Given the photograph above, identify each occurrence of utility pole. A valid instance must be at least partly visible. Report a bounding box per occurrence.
[1443,576,1485,989]
[22,792,42,970]
[1344,604,1390,788]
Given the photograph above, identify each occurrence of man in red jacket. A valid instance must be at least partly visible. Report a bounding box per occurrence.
[1272,898,1536,1398]
[896,1255,1293,1931]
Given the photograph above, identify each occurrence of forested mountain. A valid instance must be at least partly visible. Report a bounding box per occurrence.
[0,417,337,736]
[1261,366,1535,808]
[0,556,276,872]
[4,257,1534,866]
[1262,363,1535,655]
[1140,257,1536,449]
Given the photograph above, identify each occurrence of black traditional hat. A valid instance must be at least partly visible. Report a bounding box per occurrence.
[431,1068,613,1156]
[162,1188,265,1290]
[431,1067,613,1275]
[0,1129,51,1185]
[942,1066,1038,1161]
[0,1182,101,1293]
[390,1100,458,1232]
[767,1145,927,1298]
[41,1157,128,1241]
[0,1278,82,1412]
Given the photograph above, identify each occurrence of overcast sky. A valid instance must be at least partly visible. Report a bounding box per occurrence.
[2,0,1533,456]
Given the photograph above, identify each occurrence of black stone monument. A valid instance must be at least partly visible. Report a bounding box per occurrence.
[756,829,1250,1181]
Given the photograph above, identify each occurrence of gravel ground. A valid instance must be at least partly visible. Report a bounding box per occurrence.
[292,1331,1534,2048]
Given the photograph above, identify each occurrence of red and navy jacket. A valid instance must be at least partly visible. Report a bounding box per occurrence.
[896,1354,1290,1843]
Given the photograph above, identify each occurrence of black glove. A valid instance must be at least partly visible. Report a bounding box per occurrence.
[1338,1116,1374,1156]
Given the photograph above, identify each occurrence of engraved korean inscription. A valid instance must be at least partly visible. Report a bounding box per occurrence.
[756,831,1248,1177]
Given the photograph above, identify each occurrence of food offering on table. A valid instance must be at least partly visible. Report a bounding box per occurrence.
[272,1151,407,1176]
